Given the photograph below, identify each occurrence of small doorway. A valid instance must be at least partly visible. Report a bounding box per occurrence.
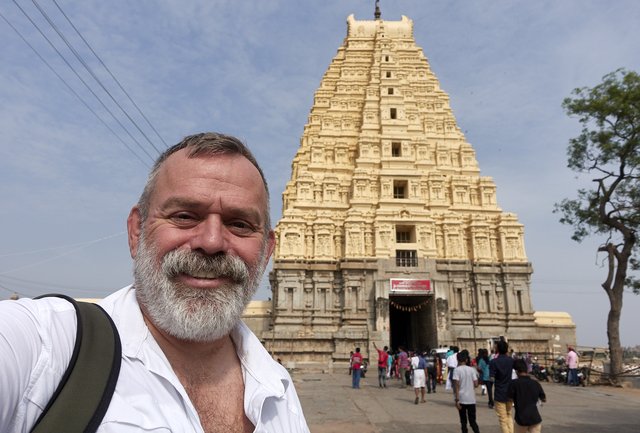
[389,294,436,352]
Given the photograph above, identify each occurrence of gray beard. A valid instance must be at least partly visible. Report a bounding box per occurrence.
[133,233,266,342]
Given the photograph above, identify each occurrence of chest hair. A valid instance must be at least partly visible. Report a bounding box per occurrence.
[182,365,254,433]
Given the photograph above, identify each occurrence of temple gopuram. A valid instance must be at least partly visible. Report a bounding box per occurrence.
[258,10,574,369]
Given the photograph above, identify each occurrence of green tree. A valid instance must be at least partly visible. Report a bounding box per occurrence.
[555,69,640,384]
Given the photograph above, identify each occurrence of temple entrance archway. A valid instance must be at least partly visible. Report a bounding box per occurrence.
[389,294,436,352]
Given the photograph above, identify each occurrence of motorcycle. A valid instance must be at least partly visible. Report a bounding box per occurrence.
[551,357,568,383]
[552,366,568,383]
[577,368,587,386]
[531,363,549,382]
[550,357,587,386]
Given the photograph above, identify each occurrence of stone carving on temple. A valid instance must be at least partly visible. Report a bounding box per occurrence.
[267,12,568,368]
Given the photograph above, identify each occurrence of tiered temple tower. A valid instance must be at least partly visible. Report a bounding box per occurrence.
[268,13,555,368]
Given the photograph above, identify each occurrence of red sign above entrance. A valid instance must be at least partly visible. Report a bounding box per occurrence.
[390,279,432,294]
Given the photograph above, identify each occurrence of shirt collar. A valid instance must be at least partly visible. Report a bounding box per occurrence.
[103,285,289,397]
[231,320,288,397]
[100,285,150,359]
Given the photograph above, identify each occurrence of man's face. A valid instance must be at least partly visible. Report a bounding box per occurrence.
[127,150,275,342]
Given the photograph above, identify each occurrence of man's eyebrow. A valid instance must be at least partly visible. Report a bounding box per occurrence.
[159,197,202,210]
[225,206,264,225]
[160,196,265,224]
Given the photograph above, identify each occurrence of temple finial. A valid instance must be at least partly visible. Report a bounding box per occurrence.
[374,0,381,20]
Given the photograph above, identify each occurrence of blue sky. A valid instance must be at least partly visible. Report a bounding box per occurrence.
[1,0,639,347]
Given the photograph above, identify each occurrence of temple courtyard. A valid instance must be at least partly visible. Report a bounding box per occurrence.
[295,371,640,432]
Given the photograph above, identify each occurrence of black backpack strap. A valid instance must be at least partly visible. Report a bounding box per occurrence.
[30,294,122,433]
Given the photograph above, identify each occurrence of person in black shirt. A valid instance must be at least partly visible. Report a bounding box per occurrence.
[490,340,514,433]
[508,359,546,432]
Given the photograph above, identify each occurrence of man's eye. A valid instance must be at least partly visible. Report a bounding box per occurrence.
[171,213,196,223]
[228,221,256,233]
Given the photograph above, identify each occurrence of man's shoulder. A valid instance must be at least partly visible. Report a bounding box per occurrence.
[461,365,477,375]
[496,355,514,365]
[98,285,134,311]
[0,295,78,339]
[512,376,537,390]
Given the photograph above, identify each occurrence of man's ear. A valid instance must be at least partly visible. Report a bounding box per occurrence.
[127,206,142,258]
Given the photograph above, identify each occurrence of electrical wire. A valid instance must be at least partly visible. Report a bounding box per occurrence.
[31,0,164,155]
[10,0,156,162]
[51,0,168,149]
[0,234,125,275]
[0,231,125,259]
[0,283,28,298]
[0,10,152,167]
[0,274,112,293]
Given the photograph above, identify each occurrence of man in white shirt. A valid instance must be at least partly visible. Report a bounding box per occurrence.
[453,350,480,433]
[0,132,310,433]
[410,351,427,404]
[446,346,459,390]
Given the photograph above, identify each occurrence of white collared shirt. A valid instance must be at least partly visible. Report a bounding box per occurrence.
[446,353,458,369]
[0,286,309,433]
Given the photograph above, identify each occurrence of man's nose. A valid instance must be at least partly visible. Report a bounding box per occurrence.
[191,215,226,255]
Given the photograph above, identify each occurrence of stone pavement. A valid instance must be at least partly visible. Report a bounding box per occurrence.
[293,371,640,433]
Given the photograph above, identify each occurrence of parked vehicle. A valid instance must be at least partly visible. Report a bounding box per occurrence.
[577,368,587,386]
[551,357,586,386]
[531,361,549,382]
[551,357,568,383]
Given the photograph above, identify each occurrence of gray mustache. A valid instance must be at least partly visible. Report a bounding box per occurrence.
[161,250,249,284]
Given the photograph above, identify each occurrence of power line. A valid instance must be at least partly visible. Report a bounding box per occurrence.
[31,0,164,154]
[10,0,156,162]
[0,234,125,276]
[0,10,151,167]
[0,283,27,298]
[51,0,168,149]
[0,274,108,293]
[0,231,125,259]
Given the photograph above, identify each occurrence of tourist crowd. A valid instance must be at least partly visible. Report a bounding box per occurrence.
[349,339,547,433]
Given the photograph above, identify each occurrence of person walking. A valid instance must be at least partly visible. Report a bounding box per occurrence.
[490,340,515,433]
[477,348,494,408]
[446,346,460,391]
[411,351,427,404]
[509,359,546,432]
[425,348,438,394]
[397,347,410,388]
[392,351,399,379]
[373,342,389,388]
[351,347,364,389]
[453,350,480,433]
